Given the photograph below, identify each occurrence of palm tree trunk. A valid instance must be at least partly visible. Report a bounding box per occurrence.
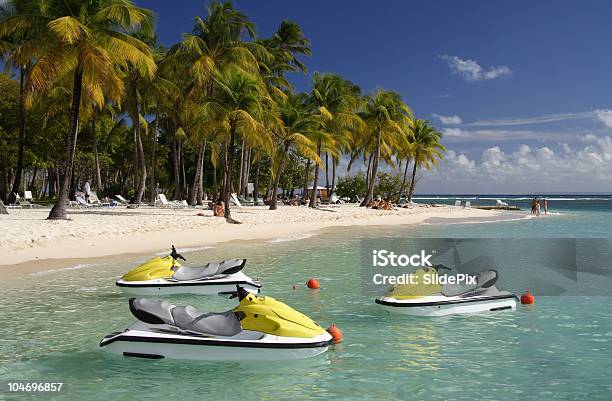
[269,143,289,210]
[364,152,373,193]
[48,70,83,220]
[189,140,205,205]
[9,66,27,204]
[148,116,158,206]
[325,152,330,195]
[302,159,311,202]
[29,166,37,190]
[309,140,322,208]
[238,139,245,197]
[131,102,146,205]
[212,163,218,200]
[361,130,381,206]
[408,159,418,202]
[397,157,411,202]
[0,199,7,215]
[244,147,251,197]
[180,141,186,199]
[171,134,181,199]
[92,113,103,191]
[198,141,205,205]
[252,156,260,205]
[224,125,239,223]
[331,157,337,194]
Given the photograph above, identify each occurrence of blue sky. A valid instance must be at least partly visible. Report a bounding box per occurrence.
[137,0,612,193]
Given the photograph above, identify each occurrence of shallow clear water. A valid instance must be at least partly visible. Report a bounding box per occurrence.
[1,198,611,400]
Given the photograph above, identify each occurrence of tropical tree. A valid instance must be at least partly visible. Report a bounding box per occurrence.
[167,1,264,205]
[308,73,362,208]
[26,0,157,219]
[268,92,320,210]
[198,67,270,222]
[0,0,51,204]
[407,119,446,201]
[359,90,412,206]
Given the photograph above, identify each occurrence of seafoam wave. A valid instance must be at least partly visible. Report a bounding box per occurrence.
[30,263,95,276]
[269,233,315,243]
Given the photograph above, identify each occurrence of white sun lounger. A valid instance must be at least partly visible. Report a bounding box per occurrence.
[76,196,93,208]
[89,191,111,207]
[230,193,242,208]
[454,200,461,207]
[158,194,187,209]
[464,201,471,209]
[115,195,129,205]
[496,199,508,206]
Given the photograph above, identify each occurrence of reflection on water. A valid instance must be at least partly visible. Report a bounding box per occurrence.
[1,217,611,400]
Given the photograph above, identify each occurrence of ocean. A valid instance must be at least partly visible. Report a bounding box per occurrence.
[1,196,610,400]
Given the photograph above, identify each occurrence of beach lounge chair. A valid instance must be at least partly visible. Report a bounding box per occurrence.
[90,191,111,207]
[115,195,130,205]
[230,193,242,208]
[76,196,93,208]
[23,191,40,208]
[454,200,461,207]
[464,201,471,209]
[7,193,22,209]
[496,199,508,206]
[157,193,187,209]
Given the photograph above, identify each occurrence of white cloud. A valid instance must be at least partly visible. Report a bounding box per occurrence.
[421,137,612,192]
[442,128,577,142]
[593,109,612,128]
[433,113,462,125]
[468,111,594,127]
[440,55,512,81]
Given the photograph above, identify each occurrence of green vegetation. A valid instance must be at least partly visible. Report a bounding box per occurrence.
[0,0,446,220]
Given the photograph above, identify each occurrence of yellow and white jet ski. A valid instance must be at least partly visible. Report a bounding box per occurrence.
[375,266,518,317]
[100,287,333,361]
[116,246,261,296]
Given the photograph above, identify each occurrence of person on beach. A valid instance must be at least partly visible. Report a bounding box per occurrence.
[83,180,91,203]
[530,197,537,214]
[535,198,541,216]
[543,198,548,215]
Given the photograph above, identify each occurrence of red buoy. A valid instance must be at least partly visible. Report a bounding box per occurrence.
[307,278,320,289]
[326,324,343,343]
[521,290,535,305]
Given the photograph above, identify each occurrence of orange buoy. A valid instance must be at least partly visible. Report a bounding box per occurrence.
[326,324,343,343]
[521,290,535,305]
[307,278,320,289]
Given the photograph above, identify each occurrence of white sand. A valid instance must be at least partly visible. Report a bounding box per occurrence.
[0,204,501,267]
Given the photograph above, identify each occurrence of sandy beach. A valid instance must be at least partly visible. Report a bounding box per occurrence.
[0,204,502,269]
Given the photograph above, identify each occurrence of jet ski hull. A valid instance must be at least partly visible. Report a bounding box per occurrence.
[116,272,261,296]
[100,329,331,361]
[376,293,518,317]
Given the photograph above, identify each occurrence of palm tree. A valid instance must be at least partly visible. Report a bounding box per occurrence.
[308,73,362,208]
[0,0,50,204]
[27,0,156,219]
[359,90,412,206]
[167,1,264,205]
[268,92,320,210]
[198,67,270,222]
[407,119,446,201]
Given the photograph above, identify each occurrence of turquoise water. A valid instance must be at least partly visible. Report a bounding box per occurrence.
[1,199,611,400]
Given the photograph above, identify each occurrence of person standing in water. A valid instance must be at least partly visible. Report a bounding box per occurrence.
[543,198,548,215]
[530,197,537,214]
[535,198,541,216]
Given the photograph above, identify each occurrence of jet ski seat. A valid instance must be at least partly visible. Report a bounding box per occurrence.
[129,298,242,336]
[441,270,499,297]
[172,259,246,281]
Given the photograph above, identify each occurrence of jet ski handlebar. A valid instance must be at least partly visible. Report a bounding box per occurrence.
[432,264,452,272]
[170,245,186,261]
